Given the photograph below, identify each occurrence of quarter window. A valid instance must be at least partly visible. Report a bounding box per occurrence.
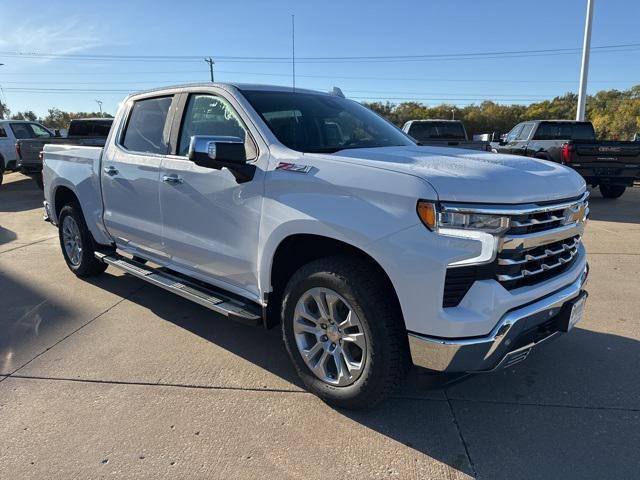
[122,96,173,154]
[178,94,256,158]
[0,126,6,138]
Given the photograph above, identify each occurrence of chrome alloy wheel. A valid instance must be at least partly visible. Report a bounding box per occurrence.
[62,215,82,266]
[293,287,367,386]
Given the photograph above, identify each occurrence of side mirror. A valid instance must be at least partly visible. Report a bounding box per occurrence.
[188,135,246,168]
[187,135,255,183]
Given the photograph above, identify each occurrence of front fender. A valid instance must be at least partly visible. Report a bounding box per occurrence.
[257,159,438,295]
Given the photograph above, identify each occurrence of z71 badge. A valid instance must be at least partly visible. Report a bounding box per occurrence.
[276,162,312,174]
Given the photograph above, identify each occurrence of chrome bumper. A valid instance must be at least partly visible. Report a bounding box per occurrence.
[408,264,589,372]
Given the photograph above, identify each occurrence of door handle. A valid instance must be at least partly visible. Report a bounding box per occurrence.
[162,174,184,185]
[103,166,119,176]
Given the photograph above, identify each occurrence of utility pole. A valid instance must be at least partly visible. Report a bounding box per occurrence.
[451,107,456,120]
[205,57,215,82]
[291,15,296,91]
[95,99,103,117]
[576,0,594,121]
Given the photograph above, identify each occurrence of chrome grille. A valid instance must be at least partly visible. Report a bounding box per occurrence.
[496,195,588,290]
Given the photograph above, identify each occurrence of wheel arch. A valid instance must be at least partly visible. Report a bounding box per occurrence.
[263,233,403,329]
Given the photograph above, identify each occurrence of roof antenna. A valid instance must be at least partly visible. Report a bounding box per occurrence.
[291,14,296,92]
[330,87,345,98]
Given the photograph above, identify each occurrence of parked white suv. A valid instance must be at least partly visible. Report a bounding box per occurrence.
[0,120,53,185]
[42,83,589,408]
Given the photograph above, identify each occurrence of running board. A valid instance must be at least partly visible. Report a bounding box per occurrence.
[95,252,262,326]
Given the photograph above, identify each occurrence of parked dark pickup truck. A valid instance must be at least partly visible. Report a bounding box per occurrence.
[495,120,640,198]
[17,118,113,188]
[402,119,491,151]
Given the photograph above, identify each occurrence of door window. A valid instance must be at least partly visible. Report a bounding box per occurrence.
[517,123,534,141]
[178,94,256,158]
[30,123,52,137]
[122,96,173,154]
[506,124,523,142]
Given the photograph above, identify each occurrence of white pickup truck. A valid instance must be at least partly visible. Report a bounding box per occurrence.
[43,83,589,409]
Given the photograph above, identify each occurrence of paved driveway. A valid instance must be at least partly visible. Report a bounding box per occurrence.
[1,172,638,479]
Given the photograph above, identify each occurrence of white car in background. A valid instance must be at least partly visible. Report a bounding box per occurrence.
[0,119,54,186]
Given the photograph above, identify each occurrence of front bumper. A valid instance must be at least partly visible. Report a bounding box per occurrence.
[408,264,589,372]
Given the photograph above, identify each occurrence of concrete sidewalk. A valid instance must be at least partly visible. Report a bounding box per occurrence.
[1,172,639,479]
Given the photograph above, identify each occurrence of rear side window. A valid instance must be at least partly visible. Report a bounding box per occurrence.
[409,122,466,141]
[0,126,6,138]
[122,96,173,154]
[10,123,34,139]
[533,122,595,141]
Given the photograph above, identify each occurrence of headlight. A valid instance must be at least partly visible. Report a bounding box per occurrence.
[417,201,510,234]
[417,201,509,266]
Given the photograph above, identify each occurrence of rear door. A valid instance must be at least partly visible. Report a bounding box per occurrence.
[101,94,178,261]
[158,90,266,298]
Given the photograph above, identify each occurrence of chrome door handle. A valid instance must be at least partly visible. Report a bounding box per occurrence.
[162,174,184,185]
[103,166,119,176]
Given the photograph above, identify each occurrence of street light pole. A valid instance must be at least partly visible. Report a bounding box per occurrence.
[576,0,594,121]
[95,99,103,117]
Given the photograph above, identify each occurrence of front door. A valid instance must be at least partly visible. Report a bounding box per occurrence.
[159,92,265,298]
[101,95,176,261]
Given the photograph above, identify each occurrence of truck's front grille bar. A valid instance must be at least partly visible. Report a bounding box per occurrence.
[441,194,588,306]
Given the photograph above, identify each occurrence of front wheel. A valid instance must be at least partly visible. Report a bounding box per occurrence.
[281,256,410,409]
[599,184,626,199]
[58,203,108,277]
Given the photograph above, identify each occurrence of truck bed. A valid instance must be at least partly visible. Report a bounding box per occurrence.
[18,136,107,173]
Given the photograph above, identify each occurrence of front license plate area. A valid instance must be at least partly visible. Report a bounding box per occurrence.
[560,292,588,332]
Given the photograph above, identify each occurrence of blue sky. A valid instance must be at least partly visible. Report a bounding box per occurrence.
[0,0,638,117]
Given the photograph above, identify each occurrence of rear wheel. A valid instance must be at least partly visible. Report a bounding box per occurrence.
[599,184,626,199]
[58,203,108,277]
[281,256,410,409]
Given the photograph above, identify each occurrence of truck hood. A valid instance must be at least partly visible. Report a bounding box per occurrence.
[332,145,586,203]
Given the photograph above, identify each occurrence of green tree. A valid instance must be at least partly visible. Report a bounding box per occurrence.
[10,111,39,121]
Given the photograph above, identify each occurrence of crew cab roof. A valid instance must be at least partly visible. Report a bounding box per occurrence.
[126,82,332,100]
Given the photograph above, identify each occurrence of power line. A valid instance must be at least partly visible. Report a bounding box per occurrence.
[0,70,636,85]
[1,42,639,64]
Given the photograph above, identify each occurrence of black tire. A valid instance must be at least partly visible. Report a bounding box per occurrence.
[58,203,108,277]
[0,168,3,187]
[599,184,626,199]
[281,256,410,409]
[600,185,627,198]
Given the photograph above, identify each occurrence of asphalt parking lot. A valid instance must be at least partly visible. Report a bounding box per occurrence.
[1,172,639,479]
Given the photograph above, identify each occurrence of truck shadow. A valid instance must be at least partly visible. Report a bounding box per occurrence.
[83,274,639,479]
[586,185,640,224]
[0,174,43,213]
[0,225,17,245]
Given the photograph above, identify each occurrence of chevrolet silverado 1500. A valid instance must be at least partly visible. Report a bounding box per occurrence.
[43,83,589,409]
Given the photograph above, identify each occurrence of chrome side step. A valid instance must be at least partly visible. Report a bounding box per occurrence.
[95,252,262,326]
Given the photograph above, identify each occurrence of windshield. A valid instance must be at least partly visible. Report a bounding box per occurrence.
[408,121,466,141]
[241,90,414,153]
